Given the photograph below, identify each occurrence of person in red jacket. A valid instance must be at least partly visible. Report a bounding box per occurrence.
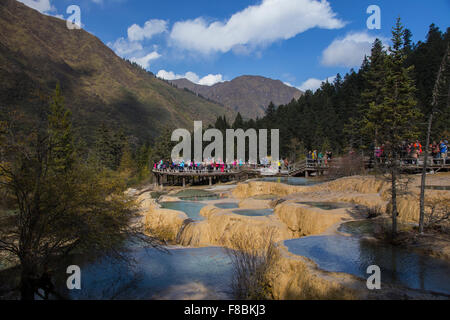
[414,140,422,154]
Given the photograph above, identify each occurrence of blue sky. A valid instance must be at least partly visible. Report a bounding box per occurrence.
[19,0,450,91]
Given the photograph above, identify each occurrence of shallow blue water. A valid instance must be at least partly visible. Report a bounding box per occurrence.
[259,177,320,186]
[232,209,274,217]
[160,201,206,220]
[174,189,220,201]
[297,202,353,210]
[65,246,233,300]
[285,230,450,295]
[214,203,239,209]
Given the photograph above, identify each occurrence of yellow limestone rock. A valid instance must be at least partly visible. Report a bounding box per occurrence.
[269,244,361,300]
[275,202,352,236]
[144,205,188,241]
[177,210,295,249]
[307,176,389,194]
[238,198,274,209]
[232,182,300,199]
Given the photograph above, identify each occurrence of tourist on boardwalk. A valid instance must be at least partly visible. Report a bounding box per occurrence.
[413,140,423,164]
[411,147,419,164]
[432,141,440,164]
[318,152,324,166]
[440,140,448,164]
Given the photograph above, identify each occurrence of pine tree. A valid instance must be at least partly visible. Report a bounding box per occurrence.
[364,18,421,236]
[232,112,245,129]
[94,124,126,170]
[350,38,388,151]
[136,144,152,178]
[419,43,450,233]
[119,141,135,175]
[47,83,74,172]
[361,39,388,109]
[264,102,277,128]
[408,24,446,117]
[153,127,176,162]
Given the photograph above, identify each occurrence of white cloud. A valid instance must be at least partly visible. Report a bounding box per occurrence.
[299,76,336,92]
[130,51,161,69]
[169,0,345,54]
[198,74,223,86]
[128,19,168,42]
[108,37,143,56]
[108,19,168,67]
[157,70,223,86]
[18,0,56,13]
[321,31,386,67]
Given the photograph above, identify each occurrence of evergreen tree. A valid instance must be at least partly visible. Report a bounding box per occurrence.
[346,39,387,152]
[408,24,447,117]
[264,102,277,128]
[232,112,245,129]
[47,83,74,172]
[136,144,152,178]
[95,124,126,170]
[119,141,135,175]
[364,18,421,236]
[152,127,176,162]
[419,43,450,233]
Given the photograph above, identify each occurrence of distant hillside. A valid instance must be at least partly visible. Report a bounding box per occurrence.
[171,75,303,119]
[0,0,235,144]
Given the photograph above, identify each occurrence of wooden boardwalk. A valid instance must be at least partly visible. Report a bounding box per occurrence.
[153,158,450,187]
[152,167,260,188]
[288,159,328,177]
[288,158,450,177]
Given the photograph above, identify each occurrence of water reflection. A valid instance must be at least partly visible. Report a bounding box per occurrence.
[214,203,239,209]
[285,229,450,294]
[160,201,206,221]
[174,189,220,201]
[258,177,319,186]
[60,246,233,300]
[232,209,274,217]
[297,202,353,210]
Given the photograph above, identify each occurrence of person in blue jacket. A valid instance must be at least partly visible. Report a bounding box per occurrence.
[440,140,448,164]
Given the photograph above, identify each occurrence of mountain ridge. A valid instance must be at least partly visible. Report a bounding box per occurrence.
[170,75,303,119]
[0,0,236,144]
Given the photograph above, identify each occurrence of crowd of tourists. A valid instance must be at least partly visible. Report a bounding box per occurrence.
[306,150,333,166]
[153,139,448,173]
[374,139,448,164]
[153,158,289,173]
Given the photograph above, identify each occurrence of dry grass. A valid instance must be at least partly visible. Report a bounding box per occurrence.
[327,154,366,178]
[226,228,280,300]
[146,224,176,243]
[367,205,384,219]
[424,198,450,233]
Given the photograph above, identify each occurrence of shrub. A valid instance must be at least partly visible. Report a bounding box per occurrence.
[327,153,366,178]
[226,229,279,300]
[367,205,384,219]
